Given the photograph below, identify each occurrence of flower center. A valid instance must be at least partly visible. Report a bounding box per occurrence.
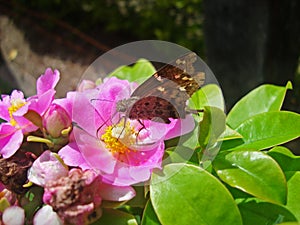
[101,119,137,155]
[8,99,26,126]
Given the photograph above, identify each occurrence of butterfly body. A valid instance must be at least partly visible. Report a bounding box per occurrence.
[116,52,205,124]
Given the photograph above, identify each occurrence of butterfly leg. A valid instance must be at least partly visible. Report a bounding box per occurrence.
[134,119,148,144]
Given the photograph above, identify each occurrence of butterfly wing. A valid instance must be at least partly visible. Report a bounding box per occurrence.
[131,52,205,98]
[127,52,205,123]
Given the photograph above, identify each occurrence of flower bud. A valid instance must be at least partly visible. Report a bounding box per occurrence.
[77,79,96,92]
[43,104,71,139]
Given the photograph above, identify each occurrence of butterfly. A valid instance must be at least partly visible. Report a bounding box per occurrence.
[116,52,205,124]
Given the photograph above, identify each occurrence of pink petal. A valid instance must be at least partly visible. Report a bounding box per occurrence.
[54,92,75,119]
[59,142,91,170]
[73,127,116,174]
[72,92,97,136]
[33,205,63,225]
[165,115,195,140]
[0,124,23,158]
[28,150,69,187]
[99,182,135,201]
[37,68,60,96]
[28,89,56,116]
[3,206,25,225]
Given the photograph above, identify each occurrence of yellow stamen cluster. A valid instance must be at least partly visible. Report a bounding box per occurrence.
[8,99,26,126]
[101,120,137,155]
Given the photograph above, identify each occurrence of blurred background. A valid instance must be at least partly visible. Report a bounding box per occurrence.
[0,1,299,107]
[1,0,300,153]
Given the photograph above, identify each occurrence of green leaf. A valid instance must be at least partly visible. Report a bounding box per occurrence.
[213,150,287,204]
[108,59,156,83]
[0,198,10,213]
[227,82,292,129]
[19,186,44,221]
[278,223,300,225]
[268,147,300,221]
[199,106,226,149]
[219,125,243,142]
[141,200,161,225]
[238,200,297,225]
[223,111,300,151]
[268,146,300,177]
[91,208,138,225]
[285,172,300,221]
[150,163,243,225]
[189,84,225,111]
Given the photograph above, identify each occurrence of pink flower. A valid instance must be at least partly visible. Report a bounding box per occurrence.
[61,77,194,186]
[0,68,60,158]
[28,150,69,187]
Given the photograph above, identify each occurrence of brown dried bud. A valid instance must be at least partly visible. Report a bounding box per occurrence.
[0,151,35,194]
[43,169,102,224]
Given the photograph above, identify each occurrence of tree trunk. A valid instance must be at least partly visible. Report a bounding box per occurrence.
[203,0,300,108]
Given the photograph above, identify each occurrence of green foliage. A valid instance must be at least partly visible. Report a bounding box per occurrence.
[88,60,300,224]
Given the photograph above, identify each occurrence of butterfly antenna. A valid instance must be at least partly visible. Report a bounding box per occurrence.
[186,108,204,115]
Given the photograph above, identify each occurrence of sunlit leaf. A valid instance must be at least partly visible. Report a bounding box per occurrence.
[213,150,287,204]
[150,164,242,225]
[108,59,156,84]
[223,111,300,151]
[227,82,292,129]
[189,84,225,111]
[199,106,226,149]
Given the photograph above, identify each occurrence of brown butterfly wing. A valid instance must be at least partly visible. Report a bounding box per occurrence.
[128,52,205,123]
[131,52,205,98]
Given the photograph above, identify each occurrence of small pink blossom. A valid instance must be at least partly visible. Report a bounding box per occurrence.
[43,104,72,138]
[0,68,60,158]
[28,150,69,187]
[77,79,97,92]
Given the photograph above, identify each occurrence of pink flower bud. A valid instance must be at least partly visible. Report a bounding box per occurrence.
[77,80,96,92]
[43,104,71,138]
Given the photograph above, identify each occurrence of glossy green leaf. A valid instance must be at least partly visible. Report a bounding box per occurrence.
[268,148,300,221]
[150,164,242,225]
[189,84,225,111]
[91,209,138,225]
[199,106,226,149]
[218,125,243,142]
[109,59,156,83]
[141,200,161,225]
[224,111,300,151]
[268,146,300,176]
[238,200,297,225]
[285,172,300,221]
[213,150,287,204]
[227,82,292,129]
